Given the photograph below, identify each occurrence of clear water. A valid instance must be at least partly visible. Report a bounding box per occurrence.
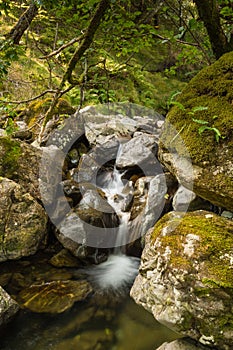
[0,296,179,350]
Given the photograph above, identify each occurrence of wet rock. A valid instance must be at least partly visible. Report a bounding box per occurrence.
[130,174,167,240]
[172,185,211,212]
[0,286,19,326]
[18,280,92,313]
[116,134,159,175]
[0,178,47,262]
[53,329,114,350]
[221,210,233,220]
[49,249,81,268]
[56,188,119,259]
[131,211,233,350]
[156,338,209,350]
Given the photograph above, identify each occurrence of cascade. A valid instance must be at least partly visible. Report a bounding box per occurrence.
[87,143,140,292]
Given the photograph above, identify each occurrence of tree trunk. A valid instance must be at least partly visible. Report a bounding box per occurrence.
[39,0,110,139]
[7,2,38,44]
[65,0,110,85]
[193,0,233,59]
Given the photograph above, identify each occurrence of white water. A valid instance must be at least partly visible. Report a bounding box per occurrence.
[89,144,140,292]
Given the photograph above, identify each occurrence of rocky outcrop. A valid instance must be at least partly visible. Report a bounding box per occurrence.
[131,211,233,350]
[0,286,19,326]
[159,51,233,211]
[0,178,47,261]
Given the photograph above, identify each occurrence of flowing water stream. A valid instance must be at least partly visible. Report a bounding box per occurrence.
[0,141,180,349]
[88,143,141,292]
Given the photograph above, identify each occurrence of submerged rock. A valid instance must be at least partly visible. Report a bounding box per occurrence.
[159,51,233,211]
[0,286,19,326]
[0,178,47,262]
[131,211,233,350]
[18,280,92,313]
[53,329,114,350]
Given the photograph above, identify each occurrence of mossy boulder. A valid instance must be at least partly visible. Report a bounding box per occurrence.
[0,178,47,261]
[159,51,233,210]
[131,211,233,350]
[0,136,41,199]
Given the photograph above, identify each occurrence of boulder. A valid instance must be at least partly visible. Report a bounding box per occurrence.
[56,188,119,257]
[129,175,167,241]
[116,134,159,175]
[131,211,233,350]
[18,280,92,313]
[0,136,42,199]
[159,51,233,211]
[156,338,210,350]
[0,178,47,262]
[172,185,211,212]
[0,137,64,206]
[0,286,19,326]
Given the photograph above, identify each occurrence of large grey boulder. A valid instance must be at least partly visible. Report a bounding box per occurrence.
[0,178,47,262]
[0,286,19,326]
[131,211,233,350]
[56,188,119,259]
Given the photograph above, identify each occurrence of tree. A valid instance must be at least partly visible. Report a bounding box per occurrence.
[6,1,38,44]
[193,0,233,59]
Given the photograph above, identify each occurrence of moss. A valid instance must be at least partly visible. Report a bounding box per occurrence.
[0,137,22,178]
[160,51,233,163]
[25,98,75,128]
[151,211,233,288]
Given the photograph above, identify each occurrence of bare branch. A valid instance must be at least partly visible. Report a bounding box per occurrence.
[0,90,58,105]
[40,36,83,59]
[155,33,199,46]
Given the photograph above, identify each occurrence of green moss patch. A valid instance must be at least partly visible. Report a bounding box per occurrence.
[160,51,233,164]
[0,137,22,178]
[151,211,233,289]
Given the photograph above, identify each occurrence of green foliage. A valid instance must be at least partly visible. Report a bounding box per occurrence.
[0,39,23,78]
[168,93,224,143]
[192,114,225,142]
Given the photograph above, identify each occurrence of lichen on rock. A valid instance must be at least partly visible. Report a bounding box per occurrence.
[131,210,233,350]
[0,177,47,261]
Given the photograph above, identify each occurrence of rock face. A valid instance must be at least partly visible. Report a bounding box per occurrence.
[159,51,233,211]
[131,211,233,350]
[0,178,47,261]
[0,286,19,326]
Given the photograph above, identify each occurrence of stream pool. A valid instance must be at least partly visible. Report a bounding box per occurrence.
[0,296,178,350]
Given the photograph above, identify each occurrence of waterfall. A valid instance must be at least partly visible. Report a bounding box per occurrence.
[87,143,140,293]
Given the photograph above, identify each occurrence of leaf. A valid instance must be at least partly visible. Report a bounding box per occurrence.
[198,125,210,134]
[191,106,208,113]
[170,101,186,111]
[192,118,209,125]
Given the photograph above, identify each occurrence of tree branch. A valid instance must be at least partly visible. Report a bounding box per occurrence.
[40,36,83,59]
